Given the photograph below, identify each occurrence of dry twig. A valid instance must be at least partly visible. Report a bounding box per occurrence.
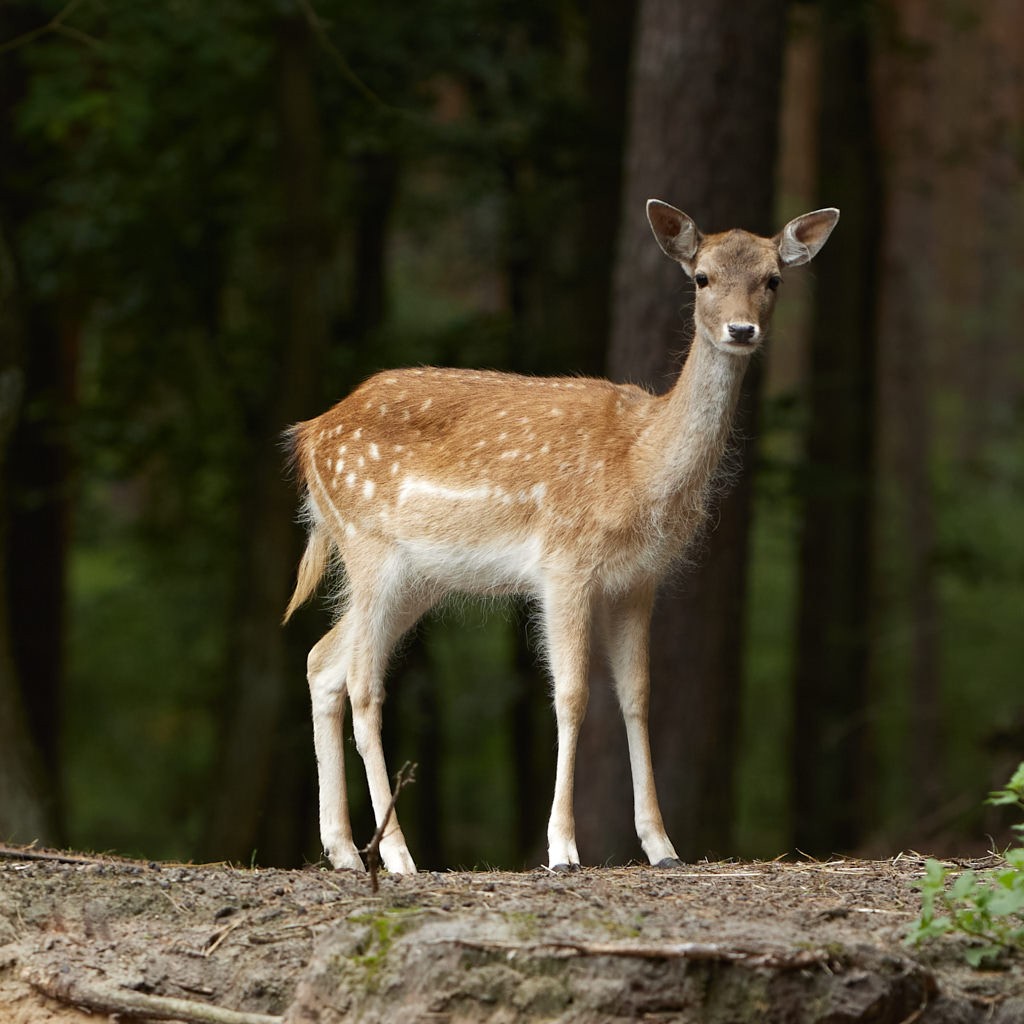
[360,761,417,893]
[0,844,115,867]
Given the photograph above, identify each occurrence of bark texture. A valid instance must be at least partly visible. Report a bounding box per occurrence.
[576,0,787,863]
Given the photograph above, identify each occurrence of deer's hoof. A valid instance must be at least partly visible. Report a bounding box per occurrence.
[655,857,684,869]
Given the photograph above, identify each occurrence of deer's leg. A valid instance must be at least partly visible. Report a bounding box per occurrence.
[307,615,362,871]
[345,568,433,875]
[599,584,681,867]
[542,575,593,870]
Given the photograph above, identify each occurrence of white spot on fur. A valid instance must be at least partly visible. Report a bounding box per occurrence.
[397,477,492,506]
[363,479,376,499]
[369,443,380,460]
[420,398,433,412]
[346,472,356,488]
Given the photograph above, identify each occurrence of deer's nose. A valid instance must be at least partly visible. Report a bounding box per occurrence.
[727,323,758,345]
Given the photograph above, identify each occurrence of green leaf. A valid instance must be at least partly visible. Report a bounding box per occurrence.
[950,870,979,900]
[923,859,948,886]
[906,916,954,945]
[988,888,1024,917]
[964,944,1003,968]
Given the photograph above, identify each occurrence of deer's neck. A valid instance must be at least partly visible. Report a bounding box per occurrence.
[639,334,749,508]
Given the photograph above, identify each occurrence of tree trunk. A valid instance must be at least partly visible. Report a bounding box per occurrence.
[0,10,64,843]
[203,17,334,865]
[575,0,786,863]
[872,0,945,828]
[0,221,53,844]
[4,310,75,818]
[790,2,881,856]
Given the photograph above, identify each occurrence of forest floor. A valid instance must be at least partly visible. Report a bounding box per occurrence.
[1,846,1022,1024]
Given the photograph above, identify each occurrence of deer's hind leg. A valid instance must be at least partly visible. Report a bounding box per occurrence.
[344,550,438,875]
[308,615,363,870]
[308,568,436,872]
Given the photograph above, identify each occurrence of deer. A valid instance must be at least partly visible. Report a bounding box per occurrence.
[283,199,839,874]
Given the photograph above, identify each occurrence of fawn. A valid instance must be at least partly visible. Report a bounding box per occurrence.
[284,199,838,872]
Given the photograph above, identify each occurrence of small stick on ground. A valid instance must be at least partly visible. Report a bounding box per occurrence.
[361,761,417,893]
[0,844,116,866]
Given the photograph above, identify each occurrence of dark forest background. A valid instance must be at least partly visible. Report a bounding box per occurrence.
[1,0,1022,870]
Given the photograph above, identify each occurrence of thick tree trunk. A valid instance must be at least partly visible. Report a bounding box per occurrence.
[790,3,881,856]
[0,223,53,844]
[576,0,786,863]
[4,310,74,814]
[203,18,333,865]
[0,13,62,843]
[872,0,946,828]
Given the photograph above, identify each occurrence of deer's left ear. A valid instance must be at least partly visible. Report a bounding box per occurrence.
[776,208,840,266]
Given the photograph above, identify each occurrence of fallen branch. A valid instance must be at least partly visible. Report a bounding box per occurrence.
[360,761,417,893]
[26,967,283,1024]
[0,844,116,867]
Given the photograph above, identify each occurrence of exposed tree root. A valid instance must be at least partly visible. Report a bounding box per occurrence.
[25,967,283,1024]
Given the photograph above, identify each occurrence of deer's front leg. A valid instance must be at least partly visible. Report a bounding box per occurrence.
[599,585,681,867]
[307,618,364,871]
[543,577,593,870]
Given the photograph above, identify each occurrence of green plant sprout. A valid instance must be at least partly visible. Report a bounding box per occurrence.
[906,763,1024,967]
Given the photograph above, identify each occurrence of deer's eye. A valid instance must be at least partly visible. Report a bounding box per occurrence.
[694,271,709,289]
[767,274,782,291]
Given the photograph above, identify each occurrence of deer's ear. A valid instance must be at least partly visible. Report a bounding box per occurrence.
[647,200,700,268]
[777,208,840,266]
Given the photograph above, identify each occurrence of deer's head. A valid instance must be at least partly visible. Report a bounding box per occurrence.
[647,201,839,355]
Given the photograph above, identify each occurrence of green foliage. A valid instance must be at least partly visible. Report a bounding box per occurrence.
[907,765,1024,966]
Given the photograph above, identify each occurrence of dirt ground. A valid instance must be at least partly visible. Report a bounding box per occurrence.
[1,847,1022,1024]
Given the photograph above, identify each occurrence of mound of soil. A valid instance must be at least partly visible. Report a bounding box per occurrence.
[1,848,1022,1023]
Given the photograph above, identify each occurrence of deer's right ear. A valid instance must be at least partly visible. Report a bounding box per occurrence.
[647,200,700,269]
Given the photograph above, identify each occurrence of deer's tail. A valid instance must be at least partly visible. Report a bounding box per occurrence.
[282,422,332,624]
[283,518,331,623]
